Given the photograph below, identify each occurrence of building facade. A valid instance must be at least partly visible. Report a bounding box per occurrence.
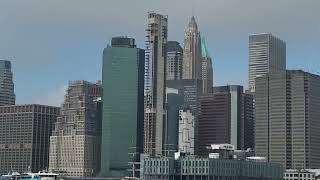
[182,16,202,80]
[255,70,320,169]
[284,170,316,180]
[0,105,59,175]
[100,37,145,177]
[144,12,168,156]
[140,154,283,180]
[167,79,202,154]
[198,85,254,154]
[241,93,255,150]
[49,80,102,177]
[164,88,184,155]
[166,41,183,80]
[248,33,286,92]
[166,79,202,117]
[200,36,213,94]
[178,108,195,154]
[0,60,15,106]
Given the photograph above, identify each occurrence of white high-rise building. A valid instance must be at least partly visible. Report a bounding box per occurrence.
[49,81,102,177]
[182,16,202,80]
[178,109,195,154]
[248,33,286,92]
[144,12,168,156]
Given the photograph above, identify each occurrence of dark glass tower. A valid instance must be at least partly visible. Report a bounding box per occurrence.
[0,60,15,106]
[100,37,145,177]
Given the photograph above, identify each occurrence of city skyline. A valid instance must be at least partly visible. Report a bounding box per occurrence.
[0,0,319,106]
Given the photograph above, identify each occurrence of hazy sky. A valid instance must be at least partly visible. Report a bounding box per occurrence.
[0,0,319,106]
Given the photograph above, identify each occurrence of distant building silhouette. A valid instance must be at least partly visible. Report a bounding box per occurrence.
[0,60,15,106]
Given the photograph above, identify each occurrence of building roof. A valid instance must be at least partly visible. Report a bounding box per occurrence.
[201,35,209,58]
[186,16,198,32]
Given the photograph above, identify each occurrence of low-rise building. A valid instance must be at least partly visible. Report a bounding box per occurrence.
[140,151,283,180]
[284,169,315,180]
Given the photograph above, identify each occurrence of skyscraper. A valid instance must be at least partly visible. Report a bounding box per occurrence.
[0,105,59,175]
[100,37,145,177]
[49,80,102,177]
[166,41,183,80]
[167,79,202,154]
[144,12,168,156]
[198,85,254,154]
[166,79,202,116]
[248,33,286,92]
[255,70,320,169]
[200,36,213,94]
[182,16,202,80]
[0,60,15,106]
[164,88,184,155]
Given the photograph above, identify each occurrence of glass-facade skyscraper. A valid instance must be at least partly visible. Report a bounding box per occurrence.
[0,60,15,106]
[248,33,286,92]
[100,37,145,177]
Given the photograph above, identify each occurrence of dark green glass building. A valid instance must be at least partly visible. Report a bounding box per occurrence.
[100,37,145,177]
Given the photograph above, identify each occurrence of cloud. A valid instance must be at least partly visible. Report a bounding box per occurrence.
[35,84,67,106]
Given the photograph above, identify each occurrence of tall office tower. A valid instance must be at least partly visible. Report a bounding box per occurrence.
[144,12,168,156]
[166,41,183,80]
[182,16,202,80]
[0,105,59,175]
[255,70,320,169]
[201,36,213,94]
[167,79,202,154]
[100,37,145,177]
[198,85,254,154]
[167,79,202,116]
[0,60,15,106]
[248,33,286,92]
[241,93,255,150]
[164,88,184,155]
[178,108,195,154]
[49,81,102,177]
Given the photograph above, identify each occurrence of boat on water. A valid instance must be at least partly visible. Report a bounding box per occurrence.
[32,172,59,180]
[1,171,58,180]
[1,171,21,180]
[121,177,140,180]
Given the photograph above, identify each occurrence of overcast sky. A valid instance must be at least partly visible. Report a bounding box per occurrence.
[0,0,319,106]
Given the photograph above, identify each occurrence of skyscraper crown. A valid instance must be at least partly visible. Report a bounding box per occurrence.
[186,16,198,31]
[201,35,209,58]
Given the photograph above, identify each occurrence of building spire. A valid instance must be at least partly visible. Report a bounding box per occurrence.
[187,15,198,31]
[201,35,209,58]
